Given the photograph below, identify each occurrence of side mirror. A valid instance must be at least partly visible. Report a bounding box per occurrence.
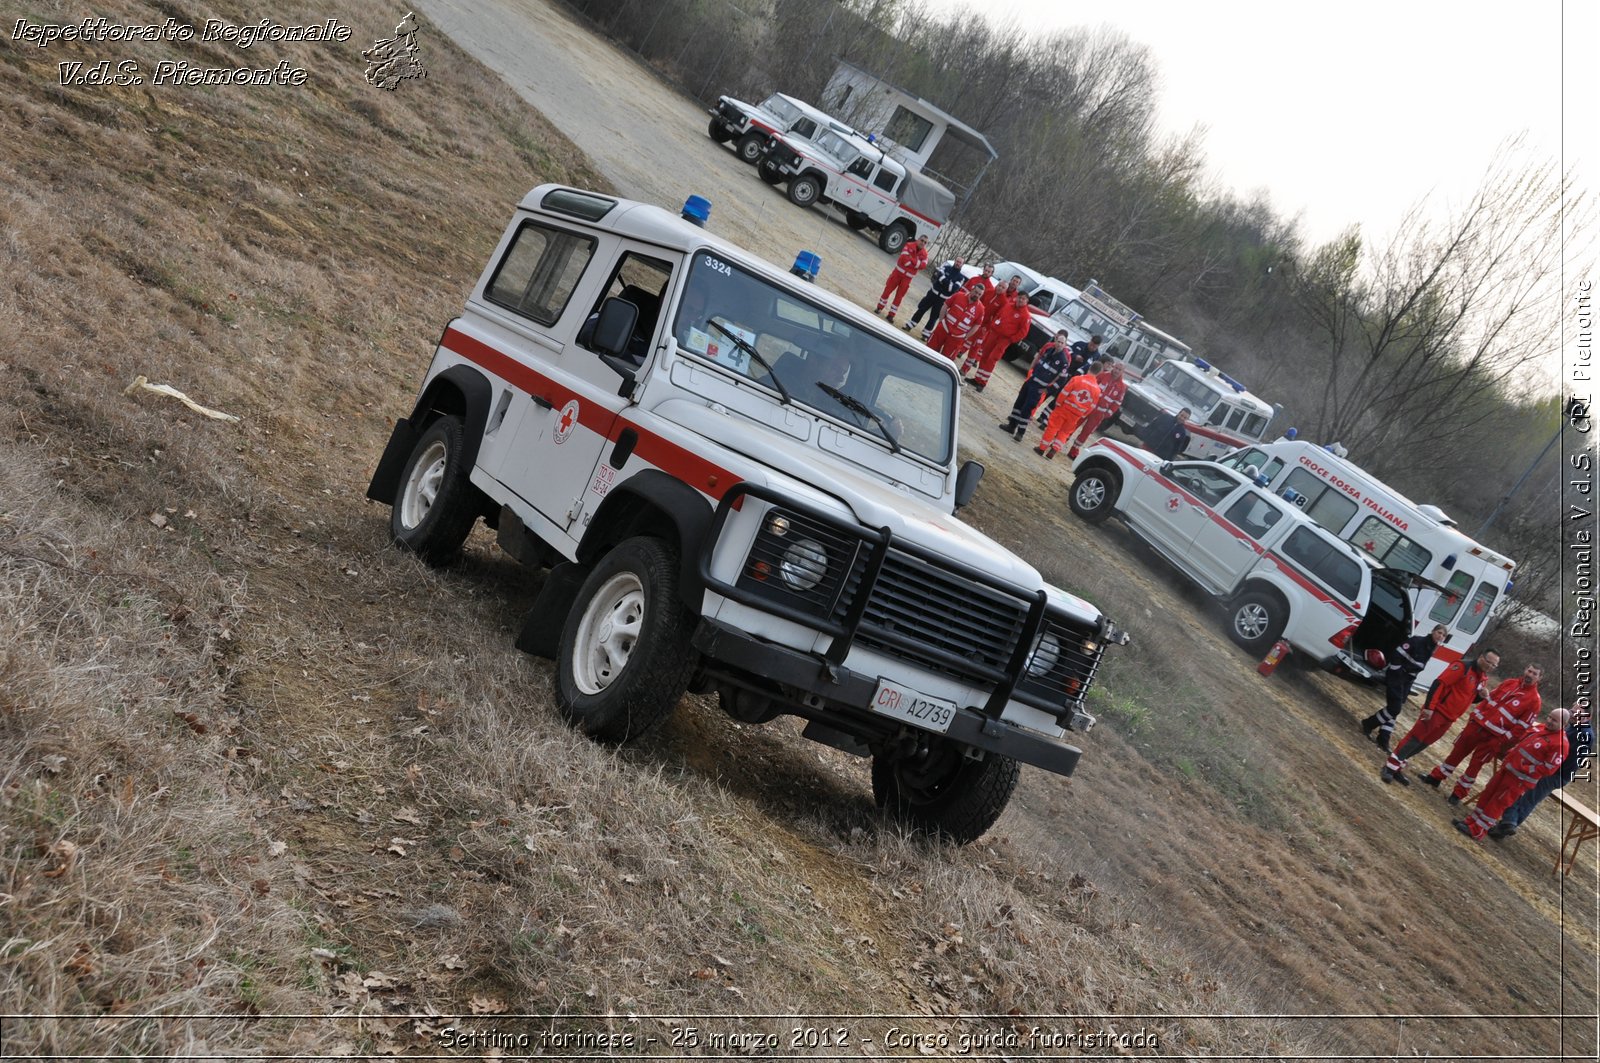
[954,460,985,511]
[1159,462,1173,476]
[590,297,639,357]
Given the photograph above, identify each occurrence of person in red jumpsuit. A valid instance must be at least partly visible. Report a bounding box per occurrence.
[983,274,1023,312]
[1035,367,1105,459]
[1065,365,1126,459]
[876,235,930,322]
[1422,663,1543,803]
[1380,649,1500,785]
[926,280,988,361]
[1455,706,1571,840]
[962,290,1031,390]
[963,262,996,308]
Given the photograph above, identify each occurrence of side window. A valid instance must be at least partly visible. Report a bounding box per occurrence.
[1281,469,1360,532]
[582,251,674,361]
[1280,527,1362,602]
[792,117,816,138]
[1224,492,1283,541]
[1429,571,1475,625]
[847,156,873,178]
[1168,465,1242,507]
[1459,581,1498,635]
[1350,516,1433,574]
[486,221,595,326]
[872,168,899,194]
[1242,412,1269,438]
[1225,407,1248,430]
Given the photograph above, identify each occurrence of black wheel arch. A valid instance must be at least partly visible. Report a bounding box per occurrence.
[1074,457,1124,492]
[577,470,715,611]
[368,358,495,505]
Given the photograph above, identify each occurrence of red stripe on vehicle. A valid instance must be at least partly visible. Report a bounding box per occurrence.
[441,328,738,499]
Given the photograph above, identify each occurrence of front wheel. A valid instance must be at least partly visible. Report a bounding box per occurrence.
[787,174,821,208]
[707,117,734,144]
[1068,469,1117,523]
[556,537,697,743]
[872,740,1019,844]
[1228,590,1287,655]
[735,132,765,164]
[389,416,482,564]
[878,222,911,254]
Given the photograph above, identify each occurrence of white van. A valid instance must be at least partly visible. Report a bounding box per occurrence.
[1215,439,1515,688]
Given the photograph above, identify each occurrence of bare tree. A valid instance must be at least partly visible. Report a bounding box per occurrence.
[1292,139,1589,456]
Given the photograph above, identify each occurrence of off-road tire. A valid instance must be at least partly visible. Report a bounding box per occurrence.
[1228,589,1287,655]
[787,174,821,208]
[878,222,912,255]
[389,415,482,564]
[872,741,1019,844]
[735,132,765,164]
[708,118,734,144]
[1068,469,1117,523]
[845,210,870,231]
[555,536,696,743]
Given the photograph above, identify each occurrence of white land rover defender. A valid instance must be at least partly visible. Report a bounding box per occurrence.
[368,186,1128,843]
[706,92,850,166]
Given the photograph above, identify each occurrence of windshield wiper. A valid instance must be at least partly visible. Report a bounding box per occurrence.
[816,382,901,453]
[707,318,790,404]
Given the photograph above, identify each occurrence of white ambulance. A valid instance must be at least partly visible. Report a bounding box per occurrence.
[1215,439,1516,689]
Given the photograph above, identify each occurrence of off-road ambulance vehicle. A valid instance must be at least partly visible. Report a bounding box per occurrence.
[1115,359,1278,460]
[1214,439,1516,688]
[706,91,848,165]
[756,126,954,254]
[1068,440,1412,671]
[368,186,1127,843]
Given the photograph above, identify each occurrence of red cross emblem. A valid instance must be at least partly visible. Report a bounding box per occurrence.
[553,399,580,445]
[1166,496,1181,511]
[1362,540,1376,552]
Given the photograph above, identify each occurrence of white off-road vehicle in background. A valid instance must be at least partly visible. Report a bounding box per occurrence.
[369,185,1128,843]
[756,126,954,254]
[707,91,849,165]
[1114,359,1278,460]
[1067,439,1413,672]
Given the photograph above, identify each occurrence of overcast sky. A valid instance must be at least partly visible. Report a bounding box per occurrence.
[918,0,1592,249]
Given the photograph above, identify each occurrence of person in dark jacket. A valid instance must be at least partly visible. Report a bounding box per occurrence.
[1138,407,1191,460]
[906,257,966,340]
[1036,334,1104,426]
[1360,624,1448,751]
[998,331,1071,440]
[1489,705,1593,838]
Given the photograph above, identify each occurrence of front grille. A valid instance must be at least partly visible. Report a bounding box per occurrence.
[834,551,1030,686]
[1120,389,1159,427]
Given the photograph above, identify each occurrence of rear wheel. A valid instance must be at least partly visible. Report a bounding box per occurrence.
[787,174,821,208]
[707,118,734,144]
[1228,590,1287,654]
[389,416,482,564]
[1068,469,1117,523]
[556,537,697,743]
[872,740,1019,845]
[735,132,765,164]
[878,222,911,254]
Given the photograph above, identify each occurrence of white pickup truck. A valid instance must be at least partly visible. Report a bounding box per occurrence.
[367,185,1128,843]
[1067,440,1412,671]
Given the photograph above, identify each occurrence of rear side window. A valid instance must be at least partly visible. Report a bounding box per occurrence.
[1351,516,1433,574]
[1282,469,1360,532]
[872,169,899,193]
[486,221,595,325]
[1429,571,1474,624]
[1280,526,1362,602]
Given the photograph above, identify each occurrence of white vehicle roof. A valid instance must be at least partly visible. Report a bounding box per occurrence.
[1158,361,1274,417]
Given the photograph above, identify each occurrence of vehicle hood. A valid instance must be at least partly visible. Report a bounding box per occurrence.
[656,399,1104,623]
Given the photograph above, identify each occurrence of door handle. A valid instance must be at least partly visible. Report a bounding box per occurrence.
[532,394,554,410]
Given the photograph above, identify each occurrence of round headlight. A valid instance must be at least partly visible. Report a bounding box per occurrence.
[1026,631,1061,678]
[778,538,828,591]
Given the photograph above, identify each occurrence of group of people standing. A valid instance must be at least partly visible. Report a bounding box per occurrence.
[1364,637,1591,842]
[876,249,1142,461]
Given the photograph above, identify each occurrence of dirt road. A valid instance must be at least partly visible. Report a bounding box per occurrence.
[411,1,1597,1055]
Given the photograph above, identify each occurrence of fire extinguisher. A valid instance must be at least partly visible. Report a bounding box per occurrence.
[1258,639,1291,677]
